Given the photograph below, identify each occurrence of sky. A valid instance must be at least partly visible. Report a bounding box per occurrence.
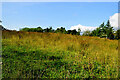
[1,0,120,2]
[1,2,118,32]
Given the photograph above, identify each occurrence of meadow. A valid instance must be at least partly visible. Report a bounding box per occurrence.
[2,30,119,78]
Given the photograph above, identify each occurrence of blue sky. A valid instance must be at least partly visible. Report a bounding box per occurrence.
[2,2,118,31]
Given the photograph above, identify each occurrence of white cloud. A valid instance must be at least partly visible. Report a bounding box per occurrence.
[109,13,119,30]
[70,24,97,32]
[70,13,120,33]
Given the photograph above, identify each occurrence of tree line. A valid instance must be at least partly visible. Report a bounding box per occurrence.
[20,26,81,35]
[83,20,120,40]
[20,20,120,40]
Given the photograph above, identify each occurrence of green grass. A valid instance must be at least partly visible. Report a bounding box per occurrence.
[2,31,119,78]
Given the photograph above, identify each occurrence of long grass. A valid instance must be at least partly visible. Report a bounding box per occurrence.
[2,30,119,78]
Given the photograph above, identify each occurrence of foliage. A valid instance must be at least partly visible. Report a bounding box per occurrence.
[20,27,80,36]
[115,29,120,40]
[82,30,91,36]
[90,20,116,40]
[55,27,67,34]
[19,20,120,40]
[20,27,43,32]
[44,27,54,33]
[67,29,80,35]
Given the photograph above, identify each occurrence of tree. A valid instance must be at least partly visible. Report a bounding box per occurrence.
[115,29,120,39]
[107,28,114,39]
[55,27,67,34]
[49,27,54,32]
[44,27,54,32]
[90,27,101,37]
[106,20,111,28]
[105,20,111,34]
[105,20,114,39]
[77,28,81,35]
[37,27,43,32]
[99,22,104,28]
[82,30,91,36]
[20,27,29,31]
[71,29,77,35]
[90,20,115,39]
[67,30,72,34]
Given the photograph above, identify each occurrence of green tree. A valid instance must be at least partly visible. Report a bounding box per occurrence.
[20,27,29,31]
[55,27,67,34]
[37,27,43,32]
[67,30,72,34]
[99,22,104,28]
[44,27,54,32]
[90,20,115,39]
[115,29,120,40]
[82,30,91,36]
[105,20,114,39]
[90,27,101,37]
[77,28,81,35]
[106,20,111,28]
[71,29,77,35]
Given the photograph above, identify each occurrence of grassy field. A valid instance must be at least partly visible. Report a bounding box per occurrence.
[2,30,119,78]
